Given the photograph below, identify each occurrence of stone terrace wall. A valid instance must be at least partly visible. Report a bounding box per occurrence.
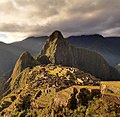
[100,82,120,105]
[100,82,120,94]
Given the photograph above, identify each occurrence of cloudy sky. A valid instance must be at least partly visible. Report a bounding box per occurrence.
[0,0,120,43]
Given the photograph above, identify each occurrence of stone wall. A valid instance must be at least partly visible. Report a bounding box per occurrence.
[100,82,120,105]
[100,82,120,94]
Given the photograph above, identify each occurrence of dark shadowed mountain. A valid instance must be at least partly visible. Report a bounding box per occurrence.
[0,36,47,77]
[11,36,47,55]
[36,31,120,80]
[68,34,120,66]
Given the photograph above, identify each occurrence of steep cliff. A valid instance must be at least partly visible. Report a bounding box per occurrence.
[10,52,37,90]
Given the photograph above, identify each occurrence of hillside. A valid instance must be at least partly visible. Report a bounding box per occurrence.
[0,36,47,78]
[0,62,100,116]
[11,36,47,55]
[0,62,119,116]
[0,42,25,76]
[68,34,120,66]
[1,63,119,116]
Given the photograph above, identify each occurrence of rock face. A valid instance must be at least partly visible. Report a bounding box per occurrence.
[37,55,51,65]
[11,51,36,80]
[68,35,120,66]
[36,31,116,80]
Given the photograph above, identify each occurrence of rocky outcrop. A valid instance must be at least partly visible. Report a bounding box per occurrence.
[37,55,51,65]
[36,31,118,80]
[11,51,36,80]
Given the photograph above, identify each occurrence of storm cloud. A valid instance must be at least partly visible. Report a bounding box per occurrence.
[0,0,120,43]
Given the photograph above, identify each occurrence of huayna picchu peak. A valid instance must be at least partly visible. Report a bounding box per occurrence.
[49,30,64,41]
[0,31,120,116]
[36,31,120,80]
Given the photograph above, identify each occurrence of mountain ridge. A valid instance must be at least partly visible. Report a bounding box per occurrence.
[0,32,120,81]
[0,36,47,78]
[36,31,120,80]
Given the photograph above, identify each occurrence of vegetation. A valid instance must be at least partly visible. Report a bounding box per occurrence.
[0,64,120,116]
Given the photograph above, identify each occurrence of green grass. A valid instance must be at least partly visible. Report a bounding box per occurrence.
[101,81,120,87]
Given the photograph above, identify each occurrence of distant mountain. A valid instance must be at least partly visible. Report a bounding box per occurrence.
[0,36,47,77]
[68,34,120,66]
[0,42,20,76]
[36,31,120,80]
[11,36,47,55]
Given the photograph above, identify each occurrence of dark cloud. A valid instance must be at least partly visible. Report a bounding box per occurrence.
[0,0,120,42]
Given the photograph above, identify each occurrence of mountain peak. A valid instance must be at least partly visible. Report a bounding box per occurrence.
[49,30,64,41]
[11,51,36,81]
[36,31,113,79]
[19,51,32,59]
